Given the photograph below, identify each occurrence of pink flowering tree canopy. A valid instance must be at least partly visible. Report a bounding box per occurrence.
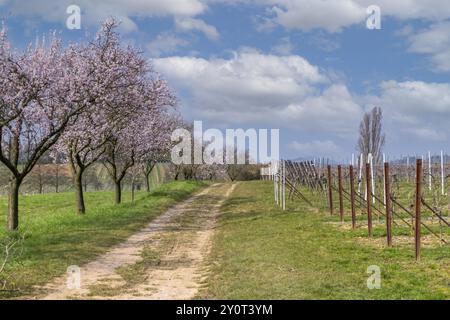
[0,18,180,227]
[0,26,95,230]
[103,75,177,204]
[56,19,154,214]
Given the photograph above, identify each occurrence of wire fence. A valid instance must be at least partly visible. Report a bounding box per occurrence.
[261,156,450,261]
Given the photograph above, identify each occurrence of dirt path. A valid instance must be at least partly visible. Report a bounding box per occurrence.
[40,183,236,300]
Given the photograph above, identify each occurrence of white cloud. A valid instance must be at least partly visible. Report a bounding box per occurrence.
[154,49,328,104]
[8,0,450,34]
[5,0,450,36]
[154,46,450,151]
[369,0,450,21]
[5,0,207,32]
[366,80,450,142]
[275,0,450,32]
[154,49,327,96]
[281,84,361,136]
[154,46,450,155]
[408,21,450,72]
[175,17,220,40]
[270,0,365,33]
[4,0,224,39]
[154,49,361,136]
[289,140,342,157]
[377,80,450,115]
[213,0,450,33]
[147,33,189,57]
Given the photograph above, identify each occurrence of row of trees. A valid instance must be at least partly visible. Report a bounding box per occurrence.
[0,19,179,230]
[0,161,165,196]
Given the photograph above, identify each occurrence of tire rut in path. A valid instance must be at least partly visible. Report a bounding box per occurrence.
[40,183,236,300]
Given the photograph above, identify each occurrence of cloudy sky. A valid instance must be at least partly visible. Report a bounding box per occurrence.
[2,0,450,161]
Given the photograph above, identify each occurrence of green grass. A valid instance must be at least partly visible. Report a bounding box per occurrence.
[0,180,206,298]
[199,181,450,300]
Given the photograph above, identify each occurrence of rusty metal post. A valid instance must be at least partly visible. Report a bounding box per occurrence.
[415,159,423,261]
[349,165,356,230]
[327,165,333,215]
[338,165,344,222]
[366,163,373,237]
[384,162,393,247]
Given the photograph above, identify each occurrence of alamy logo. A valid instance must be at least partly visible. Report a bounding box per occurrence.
[66,265,81,289]
[367,265,381,289]
[66,5,81,30]
[171,121,279,165]
[366,5,381,30]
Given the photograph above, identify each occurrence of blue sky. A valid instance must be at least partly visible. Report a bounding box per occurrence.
[2,0,450,161]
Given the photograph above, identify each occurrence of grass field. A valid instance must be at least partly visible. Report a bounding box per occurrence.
[199,181,450,300]
[0,180,206,298]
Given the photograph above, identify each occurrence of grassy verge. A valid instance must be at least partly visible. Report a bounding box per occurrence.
[0,180,206,298]
[199,181,450,300]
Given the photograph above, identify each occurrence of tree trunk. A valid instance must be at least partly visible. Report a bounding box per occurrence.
[144,162,156,193]
[74,170,86,214]
[38,166,43,194]
[7,178,21,231]
[131,181,135,203]
[55,164,59,193]
[115,180,122,204]
[145,173,151,192]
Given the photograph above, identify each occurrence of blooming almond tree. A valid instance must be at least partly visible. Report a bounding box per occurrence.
[141,111,180,192]
[103,78,176,204]
[57,20,149,214]
[0,27,93,230]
